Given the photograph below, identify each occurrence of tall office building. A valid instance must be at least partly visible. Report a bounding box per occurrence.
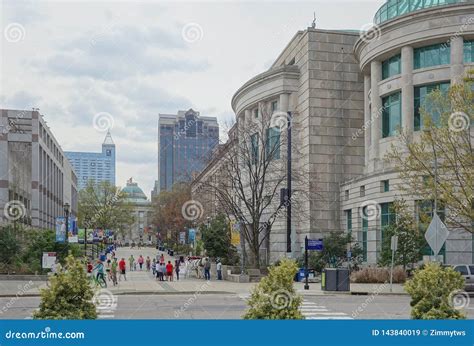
[0,109,78,229]
[155,109,219,194]
[65,131,116,190]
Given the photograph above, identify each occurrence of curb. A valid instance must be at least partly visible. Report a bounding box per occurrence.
[0,290,235,298]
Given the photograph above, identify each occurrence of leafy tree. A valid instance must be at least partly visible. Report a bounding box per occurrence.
[200,213,239,265]
[378,200,425,269]
[33,254,97,319]
[0,225,21,271]
[244,259,303,319]
[78,180,134,236]
[387,70,473,233]
[152,183,193,245]
[405,263,466,319]
[299,232,363,271]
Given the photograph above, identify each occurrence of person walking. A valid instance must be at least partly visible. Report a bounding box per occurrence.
[155,261,161,280]
[152,258,156,276]
[160,254,164,263]
[93,260,107,287]
[111,258,118,286]
[160,262,166,281]
[138,255,144,271]
[166,261,174,282]
[128,255,135,271]
[175,259,180,281]
[118,258,127,281]
[216,259,222,280]
[146,256,151,271]
[204,258,211,281]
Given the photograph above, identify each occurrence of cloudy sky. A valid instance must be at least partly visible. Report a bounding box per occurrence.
[0,0,384,197]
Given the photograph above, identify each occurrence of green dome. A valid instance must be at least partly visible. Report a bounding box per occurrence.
[122,180,147,201]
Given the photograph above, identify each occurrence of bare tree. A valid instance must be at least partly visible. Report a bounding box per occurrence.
[196,105,310,268]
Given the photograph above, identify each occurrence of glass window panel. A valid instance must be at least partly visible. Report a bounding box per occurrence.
[464,41,473,63]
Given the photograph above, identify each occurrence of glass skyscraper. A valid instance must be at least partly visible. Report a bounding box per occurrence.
[156,109,219,193]
[65,131,116,190]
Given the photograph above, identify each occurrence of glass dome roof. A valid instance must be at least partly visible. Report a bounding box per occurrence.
[374,0,467,25]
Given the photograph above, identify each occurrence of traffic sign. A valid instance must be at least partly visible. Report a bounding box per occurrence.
[390,235,398,252]
[307,239,323,251]
[424,213,449,257]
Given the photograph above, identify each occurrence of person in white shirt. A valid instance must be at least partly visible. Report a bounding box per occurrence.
[216,259,222,280]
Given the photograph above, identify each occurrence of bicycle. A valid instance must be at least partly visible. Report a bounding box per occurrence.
[89,271,107,288]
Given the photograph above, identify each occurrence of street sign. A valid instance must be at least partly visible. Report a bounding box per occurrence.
[390,235,398,252]
[424,213,449,257]
[42,252,56,269]
[307,239,323,251]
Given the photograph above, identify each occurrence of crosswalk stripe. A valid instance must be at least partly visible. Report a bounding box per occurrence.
[301,309,329,312]
[302,312,348,316]
[305,316,353,320]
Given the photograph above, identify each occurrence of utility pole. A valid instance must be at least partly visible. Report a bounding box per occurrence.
[286,111,292,255]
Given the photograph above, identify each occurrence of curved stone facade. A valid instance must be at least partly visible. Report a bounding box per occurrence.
[341,2,474,264]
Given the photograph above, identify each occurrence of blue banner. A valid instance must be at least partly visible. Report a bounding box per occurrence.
[0,320,472,346]
[188,228,196,243]
[55,217,67,243]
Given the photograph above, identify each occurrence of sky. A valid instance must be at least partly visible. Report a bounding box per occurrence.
[0,0,385,198]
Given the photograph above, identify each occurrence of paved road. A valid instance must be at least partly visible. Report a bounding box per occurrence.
[2,293,473,319]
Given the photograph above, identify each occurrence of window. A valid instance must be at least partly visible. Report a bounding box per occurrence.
[253,108,259,118]
[414,44,450,69]
[381,202,396,243]
[454,265,469,276]
[345,189,349,201]
[360,186,365,197]
[361,206,368,262]
[414,82,450,131]
[382,92,401,138]
[464,40,474,63]
[382,54,401,80]
[265,127,280,160]
[345,209,352,232]
[251,133,259,164]
[381,180,389,192]
[271,101,278,113]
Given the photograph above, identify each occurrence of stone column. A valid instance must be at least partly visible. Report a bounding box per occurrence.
[450,36,464,84]
[363,74,371,166]
[279,93,289,113]
[401,46,414,136]
[244,109,251,126]
[369,60,382,168]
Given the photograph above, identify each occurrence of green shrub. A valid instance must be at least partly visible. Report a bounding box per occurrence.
[244,258,303,319]
[405,262,466,319]
[33,254,97,319]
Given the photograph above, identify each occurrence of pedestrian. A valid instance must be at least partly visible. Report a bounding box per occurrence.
[111,258,118,286]
[166,261,173,282]
[118,258,127,281]
[152,258,156,275]
[146,256,151,271]
[204,258,211,281]
[160,254,164,263]
[128,255,135,271]
[160,262,166,281]
[175,259,180,281]
[138,255,144,270]
[216,259,222,280]
[106,258,112,281]
[156,261,162,280]
[94,260,107,287]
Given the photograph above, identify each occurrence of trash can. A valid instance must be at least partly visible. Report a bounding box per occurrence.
[321,268,350,291]
[298,268,306,282]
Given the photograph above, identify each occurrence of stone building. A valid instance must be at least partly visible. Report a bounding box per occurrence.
[0,109,78,229]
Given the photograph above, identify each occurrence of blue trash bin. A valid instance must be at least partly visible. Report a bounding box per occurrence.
[298,268,307,282]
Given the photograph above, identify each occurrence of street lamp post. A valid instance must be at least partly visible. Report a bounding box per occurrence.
[64,202,70,239]
[286,111,292,255]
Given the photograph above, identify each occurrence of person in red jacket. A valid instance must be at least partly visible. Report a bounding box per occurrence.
[118,258,127,281]
[166,261,173,282]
